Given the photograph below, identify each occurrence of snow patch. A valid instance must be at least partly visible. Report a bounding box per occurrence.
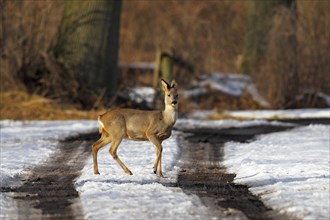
[128,86,155,106]
[0,120,97,219]
[184,72,270,107]
[223,125,330,219]
[188,108,330,120]
[75,132,213,219]
[175,118,291,131]
[1,115,329,219]
[224,108,330,119]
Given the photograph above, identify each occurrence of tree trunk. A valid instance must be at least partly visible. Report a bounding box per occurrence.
[54,0,121,99]
[240,0,295,75]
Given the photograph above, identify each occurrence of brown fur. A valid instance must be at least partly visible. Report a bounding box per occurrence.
[92,79,178,177]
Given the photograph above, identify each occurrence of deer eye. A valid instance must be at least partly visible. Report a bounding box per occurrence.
[167,94,170,97]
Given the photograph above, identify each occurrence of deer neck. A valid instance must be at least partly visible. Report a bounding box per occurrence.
[162,104,177,126]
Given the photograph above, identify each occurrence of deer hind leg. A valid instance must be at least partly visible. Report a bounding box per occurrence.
[92,131,111,175]
[109,138,133,175]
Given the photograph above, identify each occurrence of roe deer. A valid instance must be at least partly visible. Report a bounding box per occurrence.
[92,79,178,177]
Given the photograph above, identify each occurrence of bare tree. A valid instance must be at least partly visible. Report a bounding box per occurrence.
[54,0,122,102]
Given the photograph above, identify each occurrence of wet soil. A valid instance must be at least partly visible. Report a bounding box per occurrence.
[1,132,99,219]
[175,118,329,219]
[176,125,296,220]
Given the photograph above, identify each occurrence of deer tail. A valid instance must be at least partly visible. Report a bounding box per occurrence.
[98,115,104,134]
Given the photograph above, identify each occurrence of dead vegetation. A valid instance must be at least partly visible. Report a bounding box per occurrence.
[0,0,329,120]
[241,1,330,108]
[120,0,247,75]
[0,91,101,120]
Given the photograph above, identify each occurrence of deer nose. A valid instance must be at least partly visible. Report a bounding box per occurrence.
[172,101,177,105]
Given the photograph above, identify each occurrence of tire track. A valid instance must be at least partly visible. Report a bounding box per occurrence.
[2,119,327,219]
[177,125,296,220]
[1,132,98,219]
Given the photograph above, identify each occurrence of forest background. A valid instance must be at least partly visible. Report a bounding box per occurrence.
[1,0,329,119]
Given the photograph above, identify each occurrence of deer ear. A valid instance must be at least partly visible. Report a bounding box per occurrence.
[161,79,170,91]
[170,80,177,88]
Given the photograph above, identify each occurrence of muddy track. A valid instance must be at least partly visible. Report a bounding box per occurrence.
[2,119,327,219]
[1,132,98,219]
[177,125,296,220]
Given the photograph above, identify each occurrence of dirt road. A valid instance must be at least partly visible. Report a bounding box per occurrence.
[1,132,98,219]
[176,125,295,220]
[175,118,328,219]
[3,119,327,219]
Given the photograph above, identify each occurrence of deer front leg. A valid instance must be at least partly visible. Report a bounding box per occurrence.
[148,135,164,178]
[152,144,164,176]
[153,145,158,174]
[157,151,163,177]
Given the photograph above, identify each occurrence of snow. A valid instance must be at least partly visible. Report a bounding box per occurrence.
[224,108,330,119]
[175,118,292,131]
[223,125,330,219]
[0,120,211,219]
[187,108,330,120]
[1,110,329,219]
[0,120,97,218]
[0,120,97,188]
[184,72,270,108]
[75,132,213,219]
[118,86,155,109]
[128,86,155,106]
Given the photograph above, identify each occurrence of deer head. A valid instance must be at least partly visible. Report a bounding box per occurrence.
[161,79,178,108]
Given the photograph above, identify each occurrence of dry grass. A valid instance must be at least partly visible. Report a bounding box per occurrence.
[120,0,248,74]
[242,1,330,108]
[1,0,328,114]
[0,91,102,120]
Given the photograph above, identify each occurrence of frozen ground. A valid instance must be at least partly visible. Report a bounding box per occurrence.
[223,125,330,220]
[188,108,330,120]
[175,118,292,131]
[0,120,97,188]
[0,120,212,219]
[75,132,214,219]
[1,109,329,219]
[223,108,330,119]
[0,120,97,218]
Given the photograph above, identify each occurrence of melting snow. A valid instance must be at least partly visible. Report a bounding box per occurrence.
[224,108,330,119]
[184,72,270,108]
[75,132,212,219]
[223,125,330,219]
[1,111,329,219]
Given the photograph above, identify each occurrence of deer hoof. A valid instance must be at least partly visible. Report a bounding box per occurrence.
[153,166,157,174]
[94,171,100,175]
